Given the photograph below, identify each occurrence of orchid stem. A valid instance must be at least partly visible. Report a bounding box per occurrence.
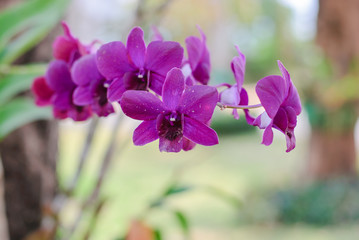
[213,83,232,88]
[217,102,262,110]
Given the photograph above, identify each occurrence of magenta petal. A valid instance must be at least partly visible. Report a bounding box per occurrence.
[162,68,185,110]
[108,78,126,102]
[53,36,78,63]
[277,60,290,92]
[182,137,196,151]
[46,60,75,92]
[185,36,202,68]
[133,120,159,146]
[159,136,183,152]
[53,108,68,119]
[285,129,296,153]
[72,54,103,86]
[96,41,134,80]
[262,123,274,146]
[149,72,165,95]
[67,106,92,121]
[284,83,302,115]
[273,107,288,133]
[31,76,54,106]
[127,27,146,68]
[284,106,297,128]
[239,88,255,125]
[255,75,286,119]
[151,26,164,41]
[73,86,93,106]
[145,41,184,76]
[91,102,114,117]
[183,117,218,146]
[232,46,246,89]
[220,85,240,105]
[252,112,272,129]
[120,90,165,120]
[52,91,72,110]
[178,85,218,123]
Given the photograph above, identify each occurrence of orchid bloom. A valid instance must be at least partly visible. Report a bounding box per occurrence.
[72,54,114,117]
[253,61,301,152]
[53,22,90,65]
[45,60,92,121]
[219,46,254,124]
[120,68,219,152]
[185,26,211,85]
[96,27,184,102]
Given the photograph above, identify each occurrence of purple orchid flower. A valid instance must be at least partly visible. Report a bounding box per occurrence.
[253,61,301,152]
[72,54,114,117]
[53,22,90,66]
[219,46,255,124]
[96,27,184,102]
[120,68,219,152]
[45,60,92,121]
[185,26,211,85]
[32,76,54,107]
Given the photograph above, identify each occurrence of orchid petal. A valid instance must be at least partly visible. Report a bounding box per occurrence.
[255,75,286,119]
[107,78,126,102]
[52,91,72,110]
[73,86,93,106]
[133,120,159,146]
[182,137,196,151]
[148,72,165,95]
[183,117,218,146]
[72,54,103,86]
[96,41,134,80]
[178,85,218,123]
[46,60,74,92]
[31,76,54,106]
[120,90,165,120]
[162,68,185,110]
[145,41,183,76]
[262,123,274,146]
[127,27,146,68]
[232,46,246,89]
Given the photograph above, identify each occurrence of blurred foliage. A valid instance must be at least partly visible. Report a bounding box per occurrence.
[0,0,69,140]
[273,179,359,225]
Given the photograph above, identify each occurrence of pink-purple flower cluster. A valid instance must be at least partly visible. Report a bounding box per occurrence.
[32,23,301,152]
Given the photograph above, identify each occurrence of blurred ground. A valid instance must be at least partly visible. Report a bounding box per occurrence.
[57,112,359,240]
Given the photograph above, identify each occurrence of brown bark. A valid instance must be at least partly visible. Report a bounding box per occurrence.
[309,0,359,179]
[308,129,357,180]
[0,1,61,239]
[0,121,58,240]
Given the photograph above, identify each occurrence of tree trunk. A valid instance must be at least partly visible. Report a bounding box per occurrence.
[308,0,359,180]
[0,121,58,240]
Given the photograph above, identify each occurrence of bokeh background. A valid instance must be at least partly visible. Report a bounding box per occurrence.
[1,0,359,239]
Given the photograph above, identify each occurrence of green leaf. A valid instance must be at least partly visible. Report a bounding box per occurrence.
[0,64,46,104]
[163,184,192,197]
[0,97,51,140]
[173,211,190,237]
[153,229,163,240]
[0,0,70,64]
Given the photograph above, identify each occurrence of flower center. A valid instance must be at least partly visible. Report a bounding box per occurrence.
[124,70,148,91]
[96,83,108,106]
[159,112,183,141]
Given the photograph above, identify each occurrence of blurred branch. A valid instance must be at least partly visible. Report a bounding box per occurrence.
[67,117,99,195]
[62,114,124,240]
[82,198,107,240]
